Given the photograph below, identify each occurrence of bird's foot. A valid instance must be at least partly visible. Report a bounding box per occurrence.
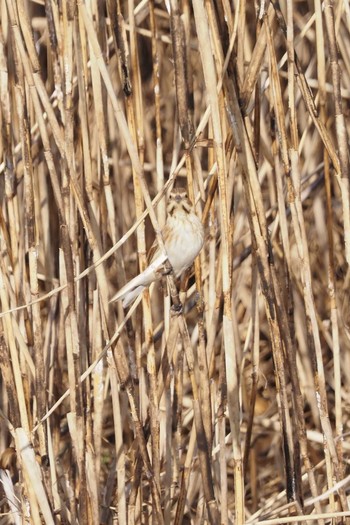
[171,303,183,315]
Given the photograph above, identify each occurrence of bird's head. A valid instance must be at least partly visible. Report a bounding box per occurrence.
[167,188,193,216]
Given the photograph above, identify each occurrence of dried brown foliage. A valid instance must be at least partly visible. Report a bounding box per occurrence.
[0,0,350,523]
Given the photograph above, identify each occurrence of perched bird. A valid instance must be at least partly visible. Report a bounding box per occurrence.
[111,188,204,307]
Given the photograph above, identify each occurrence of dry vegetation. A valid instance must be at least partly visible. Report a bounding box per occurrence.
[1,0,350,523]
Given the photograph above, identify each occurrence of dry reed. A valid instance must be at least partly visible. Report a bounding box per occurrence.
[0,0,350,524]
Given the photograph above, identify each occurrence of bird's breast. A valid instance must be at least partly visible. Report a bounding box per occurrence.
[164,213,204,276]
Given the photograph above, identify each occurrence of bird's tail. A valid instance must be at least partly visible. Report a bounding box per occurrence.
[109,253,168,308]
[114,284,146,308]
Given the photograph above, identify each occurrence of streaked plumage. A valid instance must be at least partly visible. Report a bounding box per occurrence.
[110,188,204,307]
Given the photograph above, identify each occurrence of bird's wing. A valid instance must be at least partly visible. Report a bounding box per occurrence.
[147,221,171,263]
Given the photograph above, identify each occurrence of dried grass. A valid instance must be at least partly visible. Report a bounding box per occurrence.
[0,0,350,523]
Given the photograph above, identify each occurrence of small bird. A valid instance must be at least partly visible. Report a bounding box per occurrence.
[111,188,204,307]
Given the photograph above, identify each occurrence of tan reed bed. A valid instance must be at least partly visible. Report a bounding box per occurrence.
[0,0,350,523]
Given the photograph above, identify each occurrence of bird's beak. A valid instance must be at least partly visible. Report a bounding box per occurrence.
[174,194,182,203]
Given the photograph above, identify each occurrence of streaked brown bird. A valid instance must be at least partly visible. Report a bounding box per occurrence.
[110,188,204,307]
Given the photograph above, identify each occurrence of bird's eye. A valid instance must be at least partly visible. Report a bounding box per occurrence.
[184,193,188,198]
[169,194,173,200]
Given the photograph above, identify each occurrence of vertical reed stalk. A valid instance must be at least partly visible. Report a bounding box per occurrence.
[2,2,350,524]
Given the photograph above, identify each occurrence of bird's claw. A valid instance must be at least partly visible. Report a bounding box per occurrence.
[171,303,183,315]
[155,264,172,278]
